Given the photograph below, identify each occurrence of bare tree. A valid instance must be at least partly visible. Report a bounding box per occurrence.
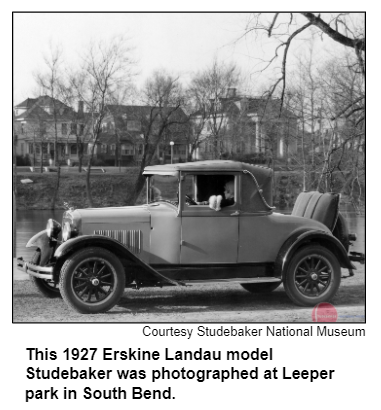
[35,44,65,208]
[240,13,365,113]
[70,36,135,207]
[126,70,189,205]
[188,59,239,159]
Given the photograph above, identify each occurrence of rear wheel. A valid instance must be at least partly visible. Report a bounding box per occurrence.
[284,245,341,306]
[241,282,281,294]
[59,247,125,314]
[29,250,61,298]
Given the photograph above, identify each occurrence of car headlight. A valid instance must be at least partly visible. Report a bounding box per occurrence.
[46,219,61,239]
[62,222,72,242]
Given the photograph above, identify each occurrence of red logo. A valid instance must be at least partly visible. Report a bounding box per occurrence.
[311,303,338,322]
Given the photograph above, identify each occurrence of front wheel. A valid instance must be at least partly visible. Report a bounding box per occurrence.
[59,247,125,314]
[284,245,341,306]
[29,250,61,298]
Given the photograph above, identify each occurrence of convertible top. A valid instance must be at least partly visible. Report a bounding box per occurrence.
[144,160,274,212]
[143,160,270,174]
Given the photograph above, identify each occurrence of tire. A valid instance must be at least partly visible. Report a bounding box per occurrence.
[29,250,61,298]
[241,282,281,294]
[59,247,125,314]
[284,245,341,307]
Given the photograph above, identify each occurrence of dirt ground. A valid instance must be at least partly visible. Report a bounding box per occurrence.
[13,263,365,323]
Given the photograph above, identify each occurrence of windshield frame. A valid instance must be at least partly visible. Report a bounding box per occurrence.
[146,172,180,207]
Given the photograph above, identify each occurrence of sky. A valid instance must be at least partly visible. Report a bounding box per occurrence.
[13,12,345,105]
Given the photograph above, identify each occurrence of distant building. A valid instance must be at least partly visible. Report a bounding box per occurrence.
[13,97,190,167]
[191,88,298,163]
[96,105,190,166]
[13,96,87,166]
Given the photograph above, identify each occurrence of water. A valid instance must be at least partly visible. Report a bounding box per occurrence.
[14,208,365,261]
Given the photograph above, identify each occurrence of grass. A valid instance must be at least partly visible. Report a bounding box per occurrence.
[16,167,143,210]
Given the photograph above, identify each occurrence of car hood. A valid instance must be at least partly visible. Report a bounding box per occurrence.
[67,205,151,236]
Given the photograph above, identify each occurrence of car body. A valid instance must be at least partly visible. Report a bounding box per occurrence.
[17,160,363,314]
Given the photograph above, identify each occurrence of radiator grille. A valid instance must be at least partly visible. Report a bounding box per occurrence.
[94,230,142,254]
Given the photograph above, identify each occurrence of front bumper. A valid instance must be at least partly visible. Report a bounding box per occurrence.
[16,257,54,280]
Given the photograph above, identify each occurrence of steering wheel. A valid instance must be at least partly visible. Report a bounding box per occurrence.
[185,195,197,205]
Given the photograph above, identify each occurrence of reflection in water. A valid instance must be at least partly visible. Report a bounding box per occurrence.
[15,209,365,261]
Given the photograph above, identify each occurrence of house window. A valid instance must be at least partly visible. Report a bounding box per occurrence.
[28,143,34,154]
[71,145,77,155]
[121,144,133,155]
[21,123,25,134]
[35,145,41,154]
[110,144,116,154]
[101,144,108,154]
[79,124,84,136]
[70,123,77,135]
[138,144,143,155]
[127,120,141,131]
[62,123,67,135]
[20,143,24,155]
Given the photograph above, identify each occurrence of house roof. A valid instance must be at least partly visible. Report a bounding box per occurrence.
[192,96,296,119]
[14,98,37,109]
[106,104,188,127]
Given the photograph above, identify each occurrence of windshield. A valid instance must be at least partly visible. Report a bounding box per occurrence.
[148,175,179,205]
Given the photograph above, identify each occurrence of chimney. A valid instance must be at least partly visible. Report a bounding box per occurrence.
[78,100,84,115]
[227,88,236,98]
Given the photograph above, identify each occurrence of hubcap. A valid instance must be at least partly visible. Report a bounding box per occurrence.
[71,258,115,304]
[294,254,333,297]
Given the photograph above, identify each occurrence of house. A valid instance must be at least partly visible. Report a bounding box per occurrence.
[191,88,298,164]
[13,96,88,166]
[14,97,191,167]
[94,105,190,166]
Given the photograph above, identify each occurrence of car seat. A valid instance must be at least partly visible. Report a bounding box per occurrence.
[292,191,340,231]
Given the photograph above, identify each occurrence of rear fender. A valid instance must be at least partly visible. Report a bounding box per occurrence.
[275,229,356,280]
[54,235,184,286]
[26,230,57,265]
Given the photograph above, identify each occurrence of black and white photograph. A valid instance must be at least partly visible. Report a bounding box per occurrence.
[13,11,365,323]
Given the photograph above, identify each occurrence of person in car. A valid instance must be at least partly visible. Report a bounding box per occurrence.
[202,180,235,211]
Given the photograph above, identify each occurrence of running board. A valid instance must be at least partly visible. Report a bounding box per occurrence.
[183,277,282,285]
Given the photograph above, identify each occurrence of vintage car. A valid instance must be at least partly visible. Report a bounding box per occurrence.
[17,160,364,314]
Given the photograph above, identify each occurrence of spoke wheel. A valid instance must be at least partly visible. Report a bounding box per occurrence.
[284,245,341,306]
[60,247,125,314]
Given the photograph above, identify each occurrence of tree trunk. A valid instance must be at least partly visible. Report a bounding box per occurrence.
[85,156,94,207]
[126,172,146,206]
[40,143,43,173]
[50,165,61,209]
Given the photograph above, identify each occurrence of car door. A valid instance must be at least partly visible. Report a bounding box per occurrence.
[180,173,239,264]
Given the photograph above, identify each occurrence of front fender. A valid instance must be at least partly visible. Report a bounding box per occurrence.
[275,229,356,280]
[26,230,57,265]
[55,235,184,287]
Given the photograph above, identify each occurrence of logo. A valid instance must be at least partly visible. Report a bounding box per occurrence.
[311,303,338,322]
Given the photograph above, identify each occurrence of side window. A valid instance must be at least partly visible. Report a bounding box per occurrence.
[184,174,236,208]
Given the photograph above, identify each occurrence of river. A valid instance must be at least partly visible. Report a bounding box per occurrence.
[14,207,365,261]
